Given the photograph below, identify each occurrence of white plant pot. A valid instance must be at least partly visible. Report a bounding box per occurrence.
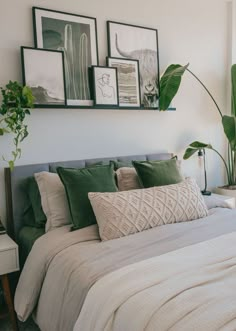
[214,186,236,199]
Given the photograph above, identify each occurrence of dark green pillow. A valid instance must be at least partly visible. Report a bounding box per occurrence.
[132,159,183,188]
[57,164,118,230]
[22,177,47,228]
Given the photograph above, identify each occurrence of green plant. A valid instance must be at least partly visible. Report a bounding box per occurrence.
[158,63,236,187]
[0,80,34,170]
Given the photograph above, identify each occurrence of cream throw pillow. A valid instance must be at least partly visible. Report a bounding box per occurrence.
[116,167,141,191]
[116,161,183,191]
[34,171,70,232]
[89,177,208,241]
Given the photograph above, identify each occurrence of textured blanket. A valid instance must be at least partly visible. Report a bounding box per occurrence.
[14,204,236,331]
[74,232,236,331]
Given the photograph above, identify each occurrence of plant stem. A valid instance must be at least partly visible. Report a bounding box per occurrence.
[212,147,231,185]
[228,143,233,184]
[187,69,223,118]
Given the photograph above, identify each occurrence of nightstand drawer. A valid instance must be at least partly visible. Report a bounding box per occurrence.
[0,248,19,275]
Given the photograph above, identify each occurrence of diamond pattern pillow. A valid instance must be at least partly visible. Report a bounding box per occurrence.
[88,177,208,241]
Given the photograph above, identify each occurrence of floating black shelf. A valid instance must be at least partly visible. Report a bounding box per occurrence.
[36,105,176,111]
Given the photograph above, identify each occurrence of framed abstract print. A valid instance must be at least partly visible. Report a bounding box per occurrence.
[107,57,141,108]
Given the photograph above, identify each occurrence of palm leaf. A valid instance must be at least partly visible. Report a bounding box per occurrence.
[159,63,189,110]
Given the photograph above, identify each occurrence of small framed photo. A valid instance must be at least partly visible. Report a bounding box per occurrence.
[107,57,141,108]
[91,66,119,107]
[33,7,99,107]
[21,47,67,107]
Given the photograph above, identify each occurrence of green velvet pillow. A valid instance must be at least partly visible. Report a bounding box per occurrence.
[22,177,47,228]
[57,164,118,230]
[132,159,183,188]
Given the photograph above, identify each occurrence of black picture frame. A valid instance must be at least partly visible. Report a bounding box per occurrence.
[21,46,67,108]
[91,66,119,108]
[107,20,160,108]
[107,57,141,108]
[33,6,99,107]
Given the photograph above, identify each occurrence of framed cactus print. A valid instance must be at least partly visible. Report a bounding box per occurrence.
[33,7,99,107]
[107,21,159,108]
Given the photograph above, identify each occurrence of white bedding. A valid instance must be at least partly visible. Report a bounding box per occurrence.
[14,197,236,331]
[74,232,236,331]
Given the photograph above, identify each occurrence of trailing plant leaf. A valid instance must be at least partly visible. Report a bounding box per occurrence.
[0,81,34,169]
[158,63,189,110]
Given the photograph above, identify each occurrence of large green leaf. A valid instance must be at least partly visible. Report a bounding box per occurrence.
[189,141,212,149]
[222,115,236,151]
[183,148,198,159]
[183,141,212,160]
[231,64,236,116]
[159,63,189,110]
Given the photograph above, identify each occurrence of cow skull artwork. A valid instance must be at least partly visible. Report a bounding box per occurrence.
[109,26,159,107]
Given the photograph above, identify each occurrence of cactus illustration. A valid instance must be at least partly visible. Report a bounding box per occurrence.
[55,25,91,101]
[64,24,78,99]
[78,33,90,100]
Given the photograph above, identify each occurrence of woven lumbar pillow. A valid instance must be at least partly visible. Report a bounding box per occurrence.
[88,177,208,241]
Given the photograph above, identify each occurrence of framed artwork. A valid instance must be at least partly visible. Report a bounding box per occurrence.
[91,66,119,107]
[33,7,99,106]
[21,47,67,107]
[107,57,141,108]
[107,21,159,108]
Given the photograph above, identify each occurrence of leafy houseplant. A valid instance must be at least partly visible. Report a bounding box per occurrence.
[158,63,236,188]
[0,81,34,170]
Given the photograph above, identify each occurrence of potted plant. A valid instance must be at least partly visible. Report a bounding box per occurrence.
[0,80,34,169]
[159,63,236,195]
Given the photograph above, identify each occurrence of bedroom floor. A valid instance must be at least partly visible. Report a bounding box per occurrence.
[0,317,40,331]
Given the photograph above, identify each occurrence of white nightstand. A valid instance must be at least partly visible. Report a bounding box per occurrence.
[0,234,19,331]
[211,193,235,209]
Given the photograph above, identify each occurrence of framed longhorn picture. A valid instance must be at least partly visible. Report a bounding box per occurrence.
[107,21,160,108]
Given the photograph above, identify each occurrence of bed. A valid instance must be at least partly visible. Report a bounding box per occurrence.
[5,152,236,331]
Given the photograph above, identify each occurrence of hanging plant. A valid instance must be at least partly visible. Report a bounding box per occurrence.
[0,80,34,170]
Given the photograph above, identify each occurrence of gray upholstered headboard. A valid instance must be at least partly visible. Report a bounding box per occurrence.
[5,152,172,242]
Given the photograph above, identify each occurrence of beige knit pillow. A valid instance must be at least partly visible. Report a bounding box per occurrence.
[88,177,208,241]
[34,171,70,232]
[116,167,141,191]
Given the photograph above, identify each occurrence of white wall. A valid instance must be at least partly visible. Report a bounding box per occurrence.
[0,0,231,224]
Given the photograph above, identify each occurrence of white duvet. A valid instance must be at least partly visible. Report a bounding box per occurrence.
[75,232,236,331]
[14,197,236,331]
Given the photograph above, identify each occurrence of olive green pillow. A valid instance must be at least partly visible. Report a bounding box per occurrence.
[132,159,183,188]
[22,177,47,228]
[57,164,118,230]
